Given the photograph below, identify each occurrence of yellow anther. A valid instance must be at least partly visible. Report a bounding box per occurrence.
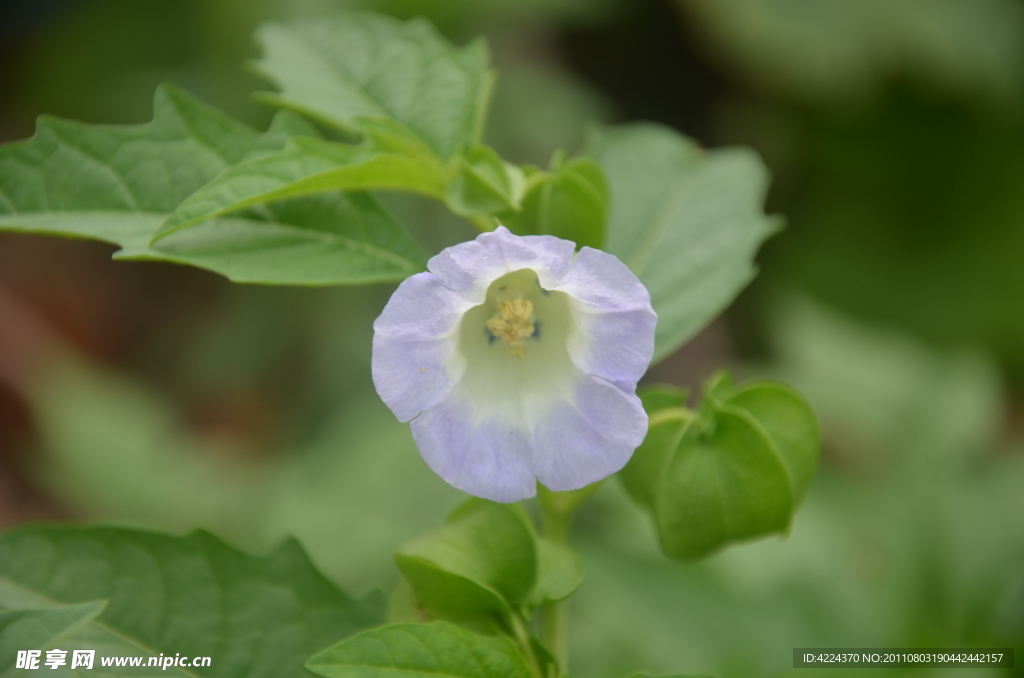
[486,298,535,356]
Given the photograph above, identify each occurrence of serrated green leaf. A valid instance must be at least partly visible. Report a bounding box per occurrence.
[143,193,429,285]
[586,123,778,362]
[500,155,607,249]
[0,84,305,236]
[0,84,428,285]
[0,526,385,678]
[153,120,447,241]
[0,602,105,676]
[446,145,526,217]
[306,622,532,678]
[394,500,536,633]
[253,12,494,159]
[527,539,586,608]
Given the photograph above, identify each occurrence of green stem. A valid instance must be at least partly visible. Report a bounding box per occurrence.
[537,484,593,673]
[511,613,544,678]
[541,502,572,544]
[539,594,568,674]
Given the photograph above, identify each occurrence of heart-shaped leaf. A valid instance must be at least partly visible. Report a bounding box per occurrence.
[253,12,494,160]
[153,123,448,242]
[0,85,428,285]
[395,500,537,633]
[527,539,586,608]
[587,123,778,362]
[307,622,532,678]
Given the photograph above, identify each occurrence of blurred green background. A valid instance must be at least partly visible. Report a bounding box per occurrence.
[0,1,1022,676]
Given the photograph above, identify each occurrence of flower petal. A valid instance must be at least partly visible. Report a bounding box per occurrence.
[372,272,468,422]
[412,394,537,502]
[530,375,649,492]
[553,247,657,388]
[428,226,576,302]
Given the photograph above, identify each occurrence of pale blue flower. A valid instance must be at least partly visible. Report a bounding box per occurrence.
[372,227,656,502]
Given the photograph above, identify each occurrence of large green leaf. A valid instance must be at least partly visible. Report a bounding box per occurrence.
[0,84,285,243]
[146,193,428,285]
[153,120,448,241]
[306,622,532,678]
[253,12,494,160]
[394,500,536,633]
[620,373,820,560]
[0,602,105,675]
[586,123,778,362]
[0,84,428,285]
[0,526,385,678]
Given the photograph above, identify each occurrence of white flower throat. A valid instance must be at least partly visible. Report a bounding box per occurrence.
[456,268,577,417]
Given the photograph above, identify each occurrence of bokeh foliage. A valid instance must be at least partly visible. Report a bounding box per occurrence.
[2,0,1023,677]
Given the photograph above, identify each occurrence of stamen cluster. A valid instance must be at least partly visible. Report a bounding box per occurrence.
[486,299,536,357]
